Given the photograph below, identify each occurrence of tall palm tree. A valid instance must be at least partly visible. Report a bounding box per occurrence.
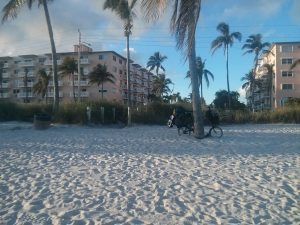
[59,57,77,102]
[241,70,260,110]
[33,68,51,103]
[141,0,204,138]
[242,34,270,111]
[103,0,137,126]
[242,34,271,69]
[290,59,300,70]
[185,57,214,103]
[147,52,167,75]
[262,63,274,109]
[88,64,115,99]
[152,73,173,98]
[211,22,242,108]
[2,0,59,112]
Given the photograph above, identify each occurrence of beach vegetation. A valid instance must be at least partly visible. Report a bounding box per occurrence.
[33,69,51,104]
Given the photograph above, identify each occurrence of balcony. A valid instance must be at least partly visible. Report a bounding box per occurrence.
[17,72,34,78]
[2,72,10,78]
[17,93,33,98]
[70,92,89,97]
[19,62,35,67]
[80,58,89,64]
[0,83,10,88]
[17,82,34,88]
[3,63,9,68]
[48,81,63,86]
[47,91,63,97]
[71,80,90,86]
[0,93,9,98]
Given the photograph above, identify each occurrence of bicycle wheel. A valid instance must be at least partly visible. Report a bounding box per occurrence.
[167,119,173,128]
[210,126,223,138]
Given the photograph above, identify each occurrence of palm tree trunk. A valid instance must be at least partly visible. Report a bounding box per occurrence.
[101,83,104,99]
[42,0,59,113]
[72,73,76,102]
[189,39,204,139]
[200,80,203,105]
[126,23,132,126]
[226,45,230,109]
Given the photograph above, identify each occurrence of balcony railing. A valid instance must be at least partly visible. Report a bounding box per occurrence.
[0,83,10,88]
[3,63,9,68]
[0,93,9,98]
[48,81,63,86]
[17,72,34,78]
[47,91,63,97]
[72,80,89,86]
[2,72,9,78]
[80,58,89,64]
[70,92,89,97]
[19,62,35,67]
[17,93,33,98]
[44,59,63,66]
[17,82,34,88]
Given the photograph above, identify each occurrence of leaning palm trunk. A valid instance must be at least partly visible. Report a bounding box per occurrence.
[189,40,204,138]
[42,0,59,113]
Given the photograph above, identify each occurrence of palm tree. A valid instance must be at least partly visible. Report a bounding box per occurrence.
[103,0,137,126]
[59,57,77,102]
[152,73,173,98]
[2,0,59,112]
[211,22,242,108]
[147,52,167,75]
[141,0,204,138]
[241,70,260,110]
[262,63,274,109]
[33,69,51,103]
[242,34,271,69]
[242,34,270,111]
[290,59,300,70]
[88,64,115,99]
[185,57,214,103]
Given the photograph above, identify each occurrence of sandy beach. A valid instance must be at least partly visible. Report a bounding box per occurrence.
[0,123,299,225]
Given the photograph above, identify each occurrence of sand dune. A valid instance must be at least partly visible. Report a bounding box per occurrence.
[0,123,299,224]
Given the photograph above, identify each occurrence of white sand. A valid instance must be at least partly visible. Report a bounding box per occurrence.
[0,122,299,225]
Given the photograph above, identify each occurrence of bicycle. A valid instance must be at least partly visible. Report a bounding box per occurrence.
[205,125,223,138]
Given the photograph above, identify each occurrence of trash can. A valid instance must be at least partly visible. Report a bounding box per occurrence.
[34,113,51,130]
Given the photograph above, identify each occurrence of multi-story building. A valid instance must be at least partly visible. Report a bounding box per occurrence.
[0,45,154,105]
[248,42,300,110]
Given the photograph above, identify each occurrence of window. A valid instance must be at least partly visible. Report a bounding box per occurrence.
[282,84,293,90]
[119,59,122,64]
[282,58,293,65]
[282,71,293,77]
[281,45,293,52]
[113,56,116,61]
[39,58,46,63]
[119,70,123,74]
[99,55,104,60]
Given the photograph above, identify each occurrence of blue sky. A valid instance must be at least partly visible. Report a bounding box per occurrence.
[0,0,299,104]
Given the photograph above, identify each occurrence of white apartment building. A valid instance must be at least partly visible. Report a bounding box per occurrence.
[248,42,300,110]
[0,45,154,105]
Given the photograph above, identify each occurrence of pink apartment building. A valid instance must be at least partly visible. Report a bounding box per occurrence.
[0,45,154,105]
[248,42,300,110]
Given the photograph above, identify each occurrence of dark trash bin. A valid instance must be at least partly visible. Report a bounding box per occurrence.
[34,113,51,130]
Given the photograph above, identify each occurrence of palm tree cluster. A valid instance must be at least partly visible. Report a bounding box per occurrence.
[33,69,51,103]
[2,0,278,138]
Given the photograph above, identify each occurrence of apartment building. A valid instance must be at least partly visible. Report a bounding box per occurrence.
[249,42,300,110]
[0,45,154,105]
